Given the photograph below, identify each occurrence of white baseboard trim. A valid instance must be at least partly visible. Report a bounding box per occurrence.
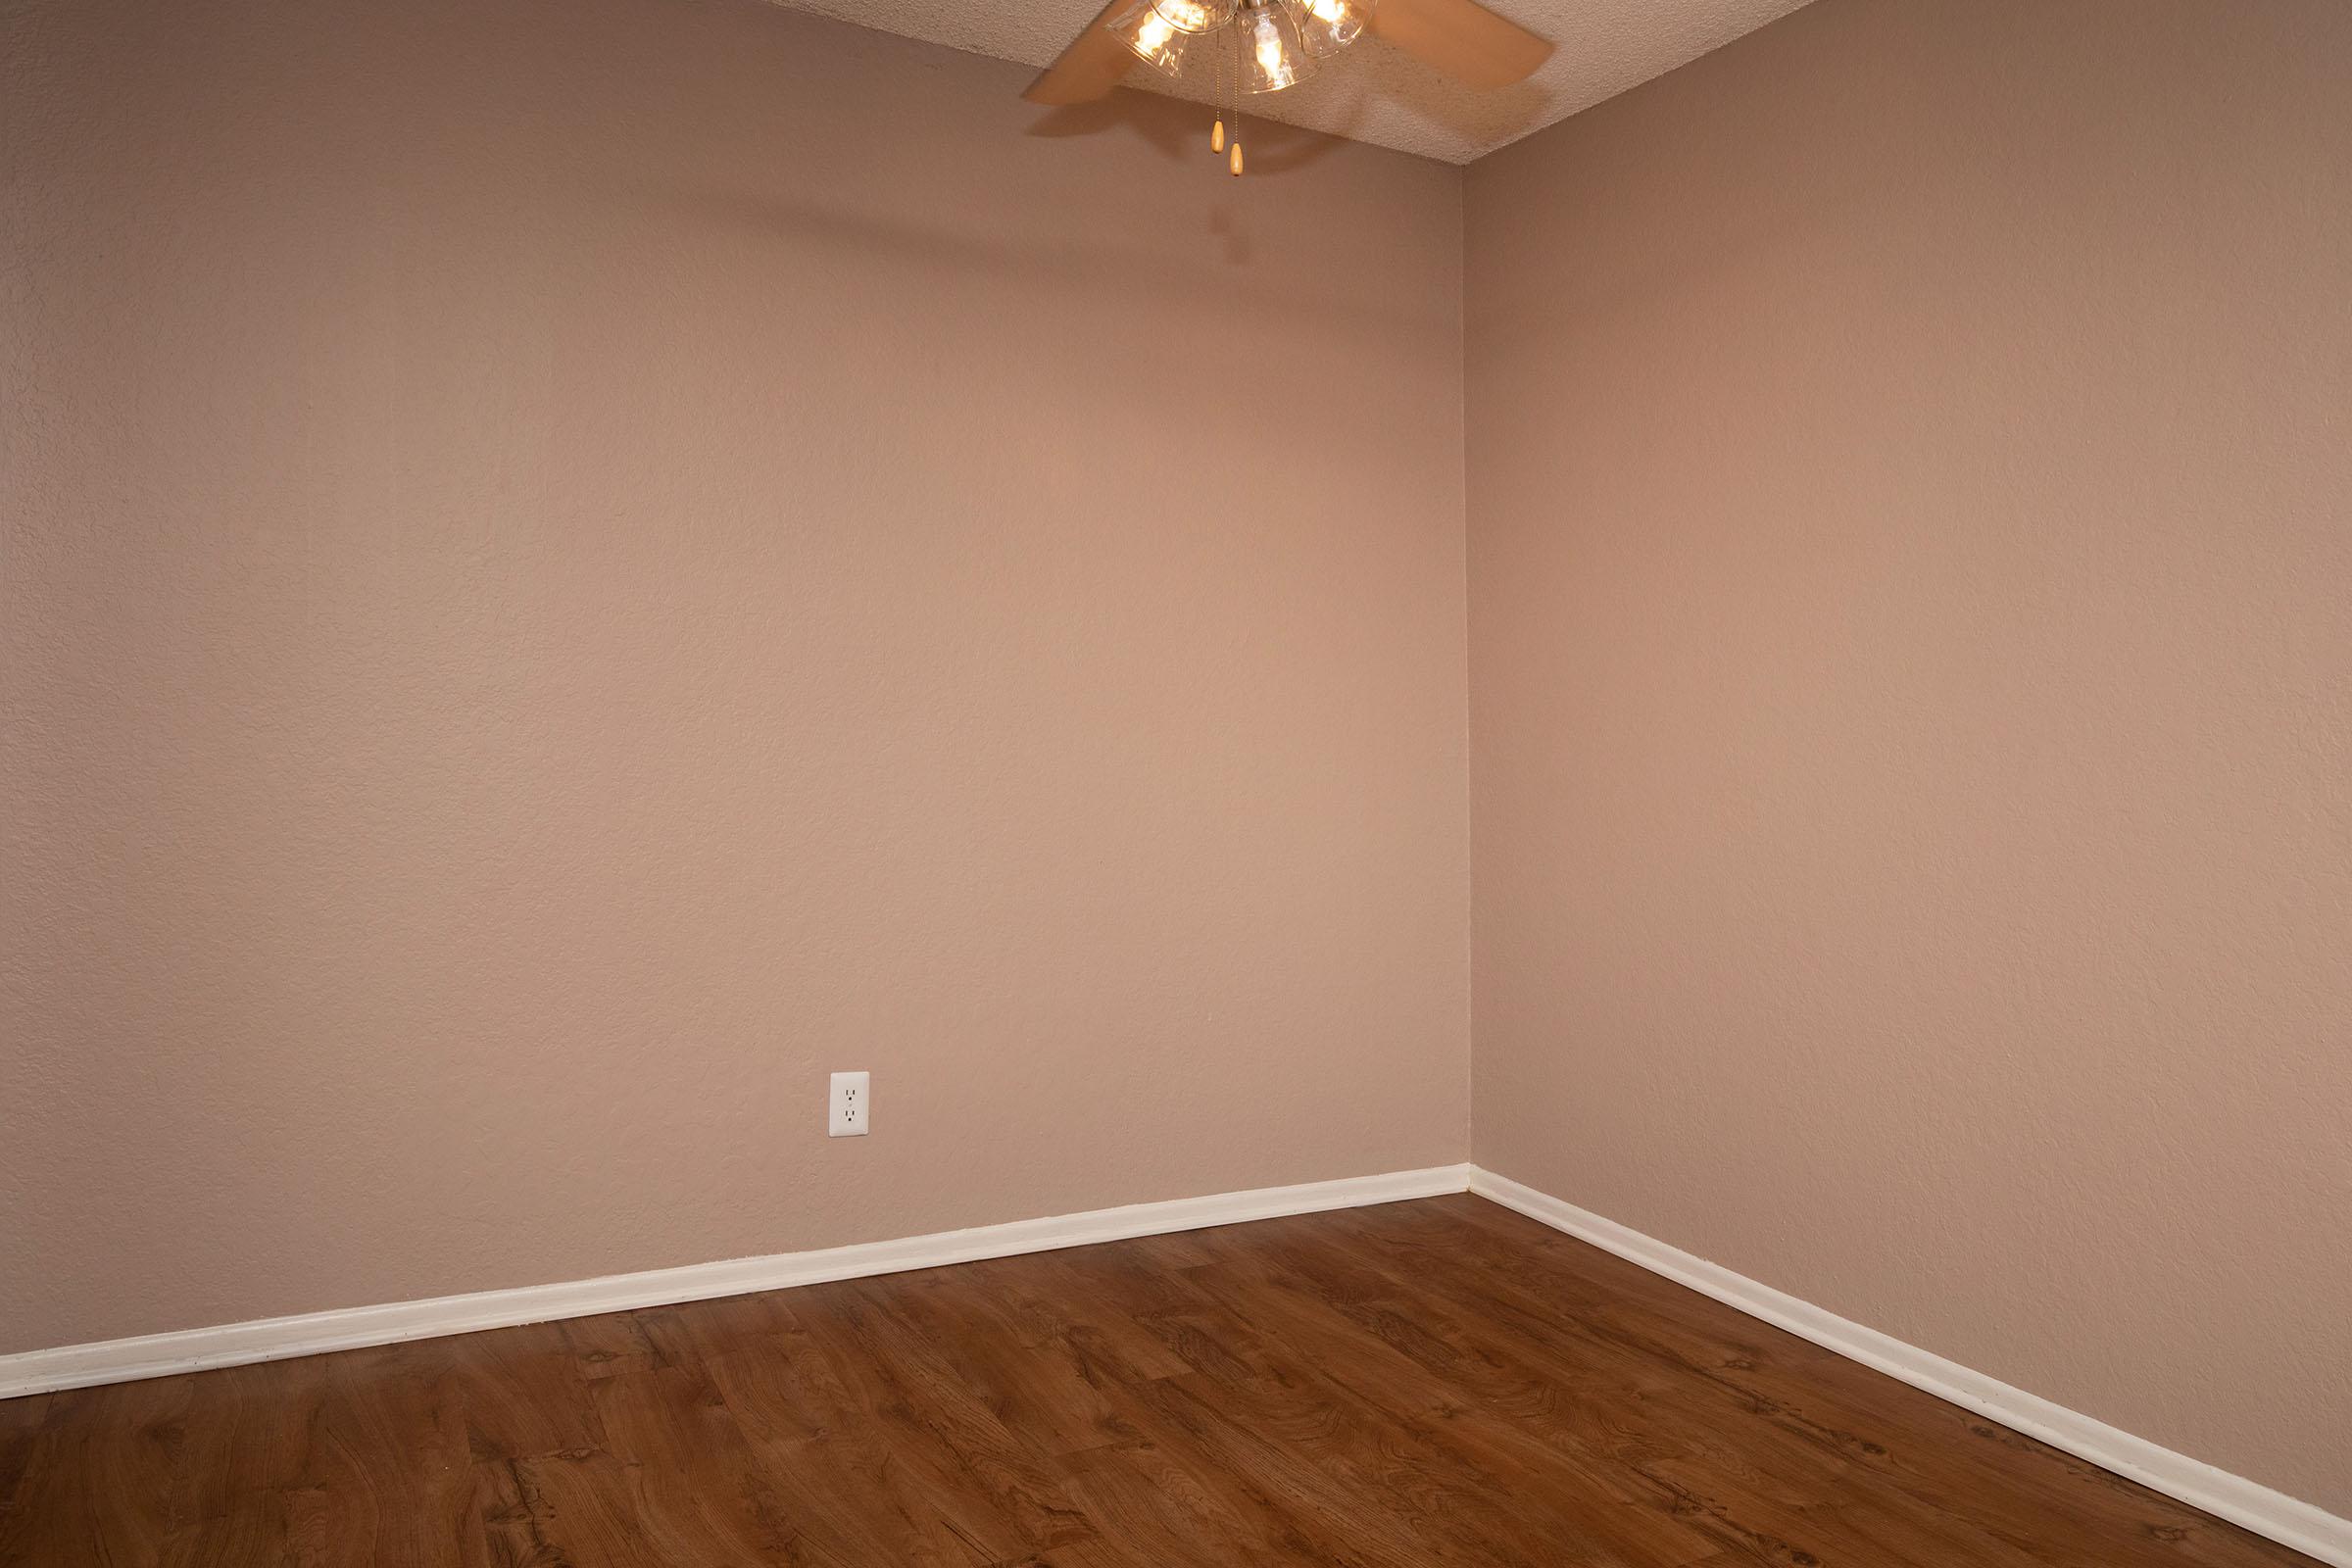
[1468,1166,2352,1568]
[0,1163,1473,1401]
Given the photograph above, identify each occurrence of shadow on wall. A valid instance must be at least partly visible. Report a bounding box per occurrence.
[1022,86,1351,177]
[636,178,1460,319]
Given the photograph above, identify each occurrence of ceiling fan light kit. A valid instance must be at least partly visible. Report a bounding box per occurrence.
[1110,0,1320,92]
[1028,0,1551,177]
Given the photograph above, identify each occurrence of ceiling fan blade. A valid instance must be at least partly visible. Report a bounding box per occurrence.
[1022,1,1139,105]
[1368,0,1551,89]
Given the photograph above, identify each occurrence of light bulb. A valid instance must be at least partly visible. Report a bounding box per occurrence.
[1287,0,1364,58]
[1239,3,1312,91]
[1109,0,1192,74]
[1152,0,1236,32]
[1255,29,1286,79]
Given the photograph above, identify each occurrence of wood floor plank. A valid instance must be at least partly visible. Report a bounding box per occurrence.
[1455,1201,2285,1567]
[709,1347,1042,1565]
[1051,1431,1323,1567]
[1141,1367,1665,1567]
[1125,1271,1722,1568]
[0,1375,195,1567]
[289,1343,477,1568]
[632,1289,802,1369]
[0,1394,52,1519]
[859,1272,1146,1459]
[578,1365,817,1564]
[1344,1198,2317,1567]
[465,1457,554,1568]
[504,1445,672,1568]
[558,1309,667,1383]
[776,1286,1100,1556]
[437,1324,606,1464]
[0,1196,2325,1567]
[168,1353,331,1509]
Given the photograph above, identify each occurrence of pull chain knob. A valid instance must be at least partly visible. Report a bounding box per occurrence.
[1230,141,1245,175]
[1211,118,1225,153]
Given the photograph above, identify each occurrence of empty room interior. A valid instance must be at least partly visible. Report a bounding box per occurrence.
[3,0,2348,1562]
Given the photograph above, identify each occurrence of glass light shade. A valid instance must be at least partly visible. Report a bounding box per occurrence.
[1286,0,1367,58]
[1152,0,1236,33]
[1238,1,1316,92]
[1108,0,1194,75]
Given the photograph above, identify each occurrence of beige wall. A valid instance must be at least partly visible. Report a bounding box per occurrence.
[1466,0,2351,1516]
[0,0,1470,1354]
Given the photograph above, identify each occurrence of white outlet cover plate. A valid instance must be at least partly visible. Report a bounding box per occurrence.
[829,1071,870,1138]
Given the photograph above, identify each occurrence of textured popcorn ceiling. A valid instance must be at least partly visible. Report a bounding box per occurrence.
[764,0,1815,164]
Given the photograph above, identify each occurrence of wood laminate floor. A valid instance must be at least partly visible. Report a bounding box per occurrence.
[0,1194,2320,1567]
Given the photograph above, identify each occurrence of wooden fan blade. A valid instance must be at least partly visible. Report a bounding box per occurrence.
[1022,1,1139,105]
[1368,0,1551,89]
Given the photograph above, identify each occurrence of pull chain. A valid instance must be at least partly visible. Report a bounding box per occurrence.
[1205,24,1244,176]
[1227,24,1244,175]
[1210,28,1226,154]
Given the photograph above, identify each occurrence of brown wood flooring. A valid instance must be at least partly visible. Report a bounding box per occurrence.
[0,1194,2320,1567]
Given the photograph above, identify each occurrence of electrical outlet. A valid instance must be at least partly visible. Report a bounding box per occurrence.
[829,1071,869,1138]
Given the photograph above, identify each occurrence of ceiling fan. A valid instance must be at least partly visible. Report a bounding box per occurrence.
[1023,0,1551,173]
